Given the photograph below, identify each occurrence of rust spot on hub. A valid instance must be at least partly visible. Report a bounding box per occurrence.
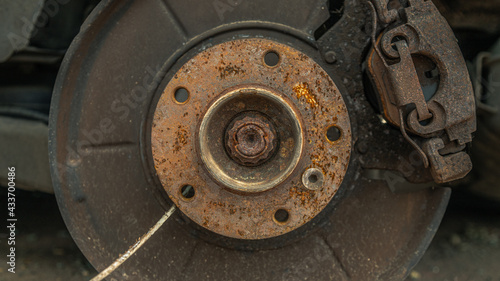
[225,112,278,166]
[293,82,318,108]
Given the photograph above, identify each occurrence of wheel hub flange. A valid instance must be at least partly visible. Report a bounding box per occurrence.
[151,38,352,239]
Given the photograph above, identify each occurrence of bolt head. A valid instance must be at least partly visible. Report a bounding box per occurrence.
[225,112,278,166]
[324,51,337,64]
[356,140,369,154]
[302,168,325,190]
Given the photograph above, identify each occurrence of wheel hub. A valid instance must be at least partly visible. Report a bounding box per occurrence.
[151,38,352,239]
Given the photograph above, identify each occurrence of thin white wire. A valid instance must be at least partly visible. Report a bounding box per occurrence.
[90,204,177,281]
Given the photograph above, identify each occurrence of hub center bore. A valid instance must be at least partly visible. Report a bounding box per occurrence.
[225,112,278,166]
[198,85,303,193]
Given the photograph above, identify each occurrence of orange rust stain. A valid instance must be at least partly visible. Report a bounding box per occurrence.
[293,82,318,108]
[289,186,313,205]
[217,63,245,79]
[332,155,339,163]
[284,72,290,83]
[173,127,188,152]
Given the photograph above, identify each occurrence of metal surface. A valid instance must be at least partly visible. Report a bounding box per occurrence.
[225,112,278,167]
[302,168,324,191]
[49,0,454,280]
[151,38,352,239]
[366,0,476,183]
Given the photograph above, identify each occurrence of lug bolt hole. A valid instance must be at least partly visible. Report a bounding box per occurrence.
[274,209,289,224]
[174,87,190,104]
[326,125,341,142]
[264,51,280,67]
[180,185,195,200]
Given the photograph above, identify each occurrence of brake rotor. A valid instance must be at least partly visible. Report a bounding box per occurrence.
[49,0,452,280]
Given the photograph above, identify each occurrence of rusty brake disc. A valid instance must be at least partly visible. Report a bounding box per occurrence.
[49,0,457,280]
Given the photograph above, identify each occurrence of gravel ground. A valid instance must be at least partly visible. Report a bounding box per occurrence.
[406,196,500,281]
[0,188,499,281]
[0,189,95,281]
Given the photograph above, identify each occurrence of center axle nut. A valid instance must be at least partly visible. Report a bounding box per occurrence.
[225,112,278,166]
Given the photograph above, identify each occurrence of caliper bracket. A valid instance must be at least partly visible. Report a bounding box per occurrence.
[366,0,476,183]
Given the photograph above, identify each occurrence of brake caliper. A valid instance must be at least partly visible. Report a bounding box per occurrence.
[366,0,476,183]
